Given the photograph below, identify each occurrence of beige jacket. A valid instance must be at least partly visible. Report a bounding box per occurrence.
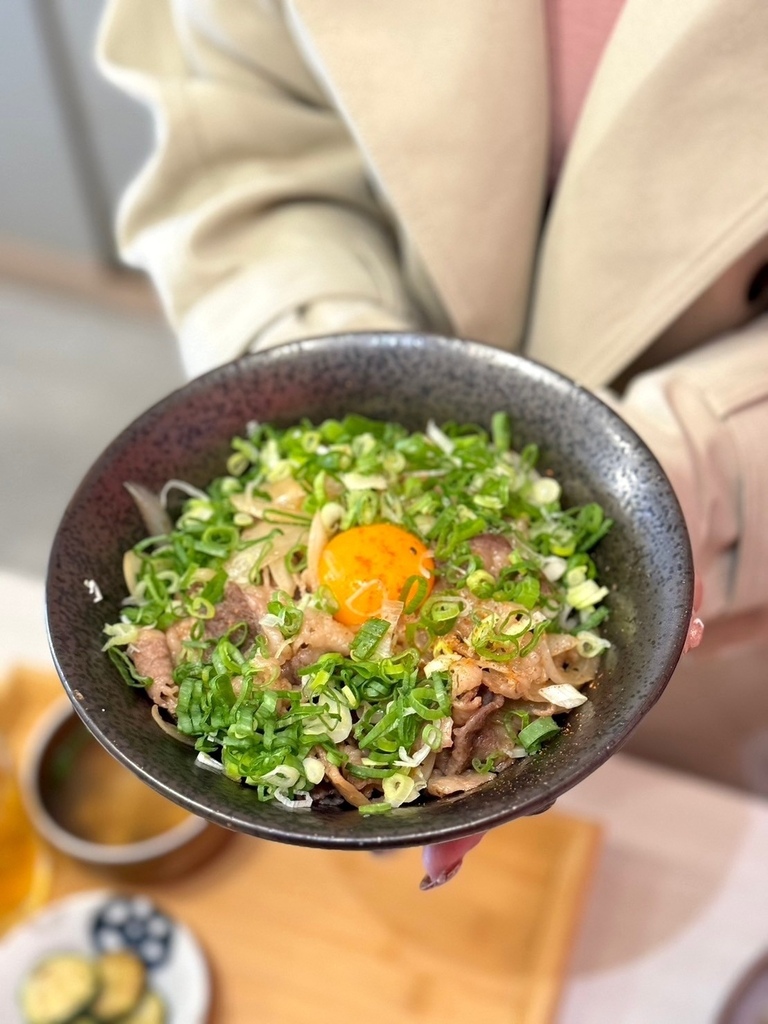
[99,0,768,634]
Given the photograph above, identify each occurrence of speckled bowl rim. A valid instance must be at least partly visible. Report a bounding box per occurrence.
[21,698,209,865]
[46,332,694,849]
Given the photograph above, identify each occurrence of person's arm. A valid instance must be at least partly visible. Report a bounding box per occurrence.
[601,313,768,630]
[97,0,417,377]
[422,318,768,891]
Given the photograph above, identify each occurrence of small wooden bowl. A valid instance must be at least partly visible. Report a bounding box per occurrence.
[21,700,229,879]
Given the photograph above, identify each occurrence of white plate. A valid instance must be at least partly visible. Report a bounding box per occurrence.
[0,890,210,1023]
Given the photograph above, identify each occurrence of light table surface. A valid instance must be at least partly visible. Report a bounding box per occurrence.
[3,570,767,1023]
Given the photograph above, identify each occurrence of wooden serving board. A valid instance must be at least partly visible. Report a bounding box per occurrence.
[3,667,602,1024]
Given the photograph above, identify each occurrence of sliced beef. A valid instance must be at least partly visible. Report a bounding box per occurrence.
[451,690,483,726]
[241,583,287,658]
[479,648,548,701]
[470,708,524,764]
[204,581,259,642]
[285,608,355,680]
[310,782,347,810]
[449,658,483,696]
[130,627,178,714]
[294,608,354,656]
[165,617,194,664]
[445,692,504,774]
[469,533,513,576]
[317,750,369,808]
[426,771,492,797]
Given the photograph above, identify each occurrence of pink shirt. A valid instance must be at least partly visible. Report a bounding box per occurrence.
[544,0,627,181]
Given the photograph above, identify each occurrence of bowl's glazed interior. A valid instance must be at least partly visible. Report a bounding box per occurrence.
[46,333,693,849]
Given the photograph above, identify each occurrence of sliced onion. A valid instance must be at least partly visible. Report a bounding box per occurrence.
[411,751,436,794]
[539,637,574,686]
[575,631,611,658]
[306,509,330,590]
[101,621,140,652]
[538,683,589,709]
[422,652,460,676]
[426,420,454,455]
[159,478,209,507]
[122,550,142,595]
[302,756,325,785]
[344,580,387,619]
[274,790,312,809]
[529,477,561,505]
[383,772,416,807]
[340,472,388,491]
[231,478,306,518]
[395,743,432,768]
[124,482,172,536]
[151,704,197,745]
[226,521,305,590]
[260,765,301,788]
[374,599,404,658]
[541,556,568,582]
[303,694,353,743]
[195,750,225,772]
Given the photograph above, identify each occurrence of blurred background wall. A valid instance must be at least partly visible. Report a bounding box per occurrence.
[0,0,184,579]
[1,0,149,271]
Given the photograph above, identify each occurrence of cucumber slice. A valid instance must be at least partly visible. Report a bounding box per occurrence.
[117,991,166,1024]
[21,953,99,1024]
[90,952,146,1021]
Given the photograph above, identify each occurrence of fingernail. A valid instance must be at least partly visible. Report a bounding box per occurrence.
[683,616,705,654]
[419,861,462,891]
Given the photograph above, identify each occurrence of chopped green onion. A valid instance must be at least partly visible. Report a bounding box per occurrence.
[107,647,150,688]
[106,412,613,816]
[518,716,560,753]
[265,593,304,638]
[491,412,511,452]
[350,618,391,660]
[400,574,429,614]
[529,477,561,506]
[383,772,416,806]
[302,756,325,785]
[466,569,495,598]
[575,630,611,658]
[566,579,609,610]
[420,597,463,636]
[358,802,393,815]
[186,595,215,620]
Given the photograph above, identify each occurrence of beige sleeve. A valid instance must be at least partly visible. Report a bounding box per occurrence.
[96,0,416,378]
[600,313,768,625]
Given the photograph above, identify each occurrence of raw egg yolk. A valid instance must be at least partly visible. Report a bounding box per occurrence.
[317,523,435,626]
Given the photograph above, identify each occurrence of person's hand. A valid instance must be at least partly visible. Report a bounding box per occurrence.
[683,575,704,654]
[420,832,486,890]
[419,578,705,890]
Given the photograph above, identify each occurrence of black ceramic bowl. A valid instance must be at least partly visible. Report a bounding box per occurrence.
[46,333,693,850]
